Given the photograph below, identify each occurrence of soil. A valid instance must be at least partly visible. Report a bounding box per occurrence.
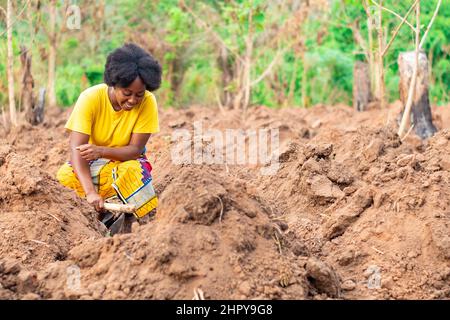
[0,102,449,300]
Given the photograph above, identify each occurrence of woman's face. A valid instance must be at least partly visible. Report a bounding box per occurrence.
[114,77,146,111]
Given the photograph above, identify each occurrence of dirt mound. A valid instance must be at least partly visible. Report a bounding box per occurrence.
[0,258,42,300]
[33,162,316,299]
[0,148,105,271]
[1,108,70,176]
[251,124,450,299]
[319,130,450,299]
[0,103,449,300]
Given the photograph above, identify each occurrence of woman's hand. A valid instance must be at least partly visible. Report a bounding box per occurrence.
[76,144,104,161]
[86,192,104,212]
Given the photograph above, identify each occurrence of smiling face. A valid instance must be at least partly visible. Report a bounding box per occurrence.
[113,77,146,111]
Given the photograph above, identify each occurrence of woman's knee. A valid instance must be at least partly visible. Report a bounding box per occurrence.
[56,163,77,186]
[119,159,149,174]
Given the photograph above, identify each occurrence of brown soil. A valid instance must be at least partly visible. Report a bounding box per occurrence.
[0,103,449,300]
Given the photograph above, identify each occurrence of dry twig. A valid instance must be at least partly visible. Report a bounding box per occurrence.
[216,196,224,223]
[193,288,205,300]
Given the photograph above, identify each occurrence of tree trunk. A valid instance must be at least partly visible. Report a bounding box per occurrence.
[20,46,35,119]
[169,55,185,103]
[7,0,17,126]
[217,46,234,108]
[242,35,253,113]
[92,0,105,53]
[242,9,254,114]
[233,70,244,110]
[34,88,46,125]
[353,61,372,111]
[20,46,45,125]
[47,0,57,108]
[376,0,386,108]
[398,51,437,139]
[301,46,308,108]
[233,38,252,111]
[367,10,376,98]
[286,55,299,107]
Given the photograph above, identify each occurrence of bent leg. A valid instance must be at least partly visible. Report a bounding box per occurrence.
[56,162,86,197]
[112,158,158,219]
[56,159,117,199]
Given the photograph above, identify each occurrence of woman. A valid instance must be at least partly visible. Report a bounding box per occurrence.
[57,43,161,225]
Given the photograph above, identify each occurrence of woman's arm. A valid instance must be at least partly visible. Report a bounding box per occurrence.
[69,131,104,211]
[77,133,151,162]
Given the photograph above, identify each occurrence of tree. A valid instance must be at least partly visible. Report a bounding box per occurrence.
[182,0,314,111]
[374,0,386,108]
[6,0,17,126]
[397,0,442,139]
[20,45,34,121]
[365,0,420,108]
[46,0,57,108]
[353,61,371,111]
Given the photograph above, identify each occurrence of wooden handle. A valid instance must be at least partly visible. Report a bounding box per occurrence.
[104,202,136,213]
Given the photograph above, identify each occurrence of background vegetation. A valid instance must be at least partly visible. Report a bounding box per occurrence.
[0,0,448,110]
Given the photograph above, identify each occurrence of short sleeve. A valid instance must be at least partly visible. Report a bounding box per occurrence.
[132,92,160,134]
[65,92,94,135]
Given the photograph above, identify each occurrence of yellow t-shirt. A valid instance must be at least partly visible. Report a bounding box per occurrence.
[65,83,160,147]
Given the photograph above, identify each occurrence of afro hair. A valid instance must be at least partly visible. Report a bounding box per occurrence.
[104,43,162,91]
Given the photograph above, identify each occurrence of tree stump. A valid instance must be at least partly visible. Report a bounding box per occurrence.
[20,46,45,125]
[398,51,437,139]
[31,88,46,125]
[20,46,35,119]
[353,61,372,111]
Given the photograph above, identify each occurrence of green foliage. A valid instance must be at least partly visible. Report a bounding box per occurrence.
[0,0,448,108]
[55,64,85,107]
[165,7,191,47]
[309,47,354,105]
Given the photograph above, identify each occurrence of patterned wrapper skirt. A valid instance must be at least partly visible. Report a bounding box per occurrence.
[56,156,158,219]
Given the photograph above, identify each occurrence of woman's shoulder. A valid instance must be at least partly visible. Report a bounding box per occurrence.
[79,83,108,99]
[144,90,155,99]
[142,90,157,107]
